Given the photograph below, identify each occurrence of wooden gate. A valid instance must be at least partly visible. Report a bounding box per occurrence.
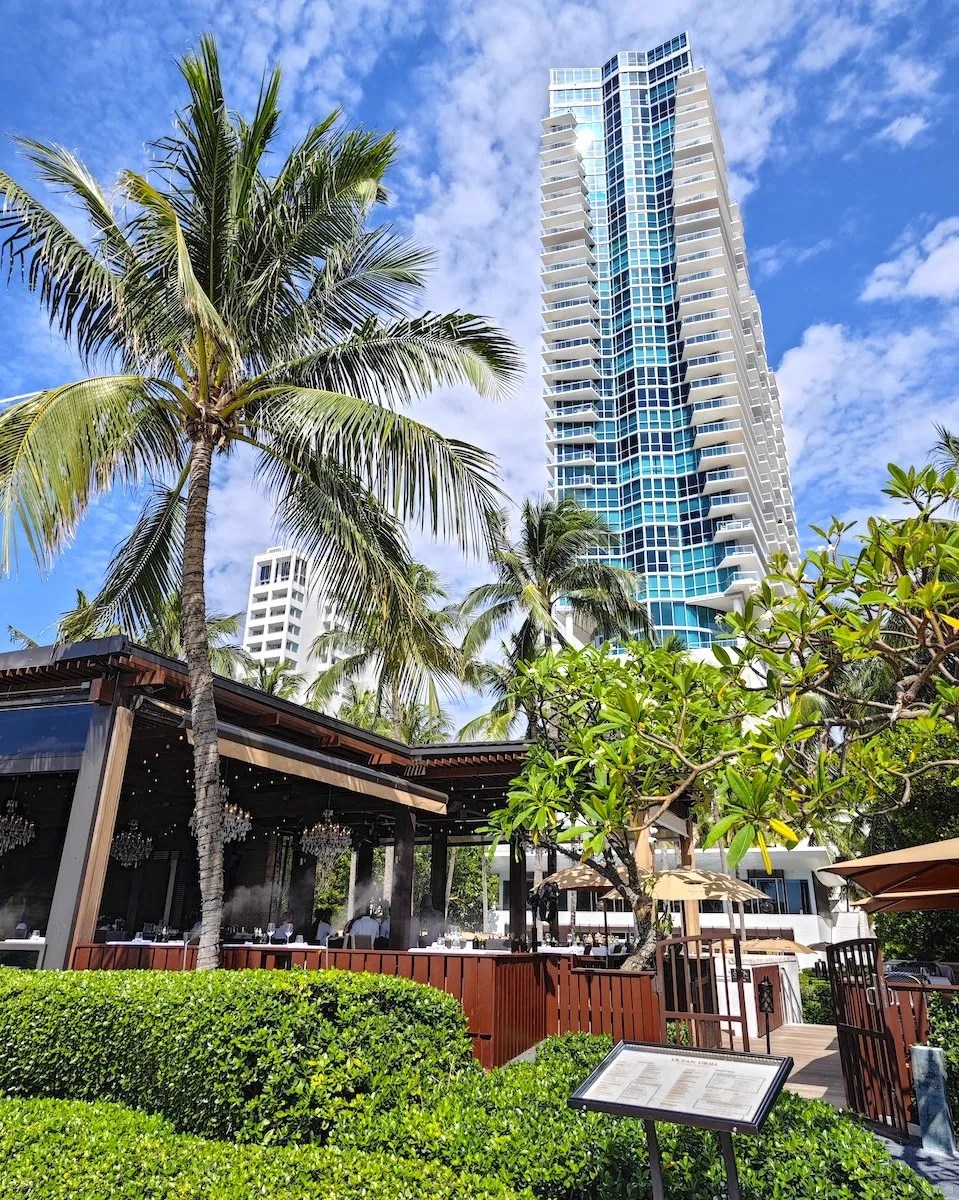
[826,938,910,1140]
[656,934,750,1050]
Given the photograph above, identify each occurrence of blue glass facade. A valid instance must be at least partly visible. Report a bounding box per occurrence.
[544,35,794,649]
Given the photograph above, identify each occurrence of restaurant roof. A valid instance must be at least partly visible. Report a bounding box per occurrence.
[0,638,528,797]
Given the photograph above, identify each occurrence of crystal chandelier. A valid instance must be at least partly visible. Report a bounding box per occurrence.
[110,820,153,868]
[0,797,34,856]
[301,810,352,877]
[189,785,252,844]
[222,801,252,843]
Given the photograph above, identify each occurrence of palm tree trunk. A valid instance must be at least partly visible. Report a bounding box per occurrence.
[182,435,223,970]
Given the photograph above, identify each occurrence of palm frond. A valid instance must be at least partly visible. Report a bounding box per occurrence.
[0,378,182,571]
[58,481,186,640]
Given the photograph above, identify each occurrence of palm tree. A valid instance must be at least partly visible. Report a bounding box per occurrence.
[0,37,520,967]
[308,560,468,739]
[11,588,248,678]
[336,682,453,744]
[241,658,304,700]
[458,497,646,736]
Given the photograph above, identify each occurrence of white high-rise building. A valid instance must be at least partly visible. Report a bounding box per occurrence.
[543,34,798,649]
[240,548,347,700]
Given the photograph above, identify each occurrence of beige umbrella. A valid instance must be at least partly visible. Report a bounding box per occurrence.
[541,862,644,892]
[743,937,814,955]
[603,868,766,904]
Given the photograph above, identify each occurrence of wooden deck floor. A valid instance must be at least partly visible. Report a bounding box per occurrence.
[737,1023,846,1108]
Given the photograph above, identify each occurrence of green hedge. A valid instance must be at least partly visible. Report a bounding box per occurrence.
[334,1034,943,1200]
[0,969,473,1144]
[0,1097,522,1199]
[799,970,835,1025]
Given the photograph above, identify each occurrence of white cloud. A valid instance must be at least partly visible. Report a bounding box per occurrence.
[794,14,871,72]
[777,315,959,514]
[861,218,959,302]
[752,236,834,280]
[877,113,929,146]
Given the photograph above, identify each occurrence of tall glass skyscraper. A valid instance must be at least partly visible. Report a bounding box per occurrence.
[543,33,797,648]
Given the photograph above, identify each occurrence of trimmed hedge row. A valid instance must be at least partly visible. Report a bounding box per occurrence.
[799,970,835,1025]
[334,1034,943,1200]
[0,969,473,1144]
[0,1097,523,1199]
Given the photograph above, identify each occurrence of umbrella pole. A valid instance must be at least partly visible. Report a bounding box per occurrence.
[602,900,610,950]
[738,902,746,939]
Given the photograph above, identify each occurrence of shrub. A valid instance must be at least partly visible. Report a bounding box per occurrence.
[799,969,835,1025]
[927,992,959,1118]
[0,968,473,1144]
[0,1096,523,1199]
[335,1034,942,1199]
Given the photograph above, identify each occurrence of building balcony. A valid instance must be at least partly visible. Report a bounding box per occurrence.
[541,234,594,265]
[546,425,598,446]
[541,258,597,285]
[684,349,736,378]
[709,492,756,519]
[540,148,581,169]
[545,402,600,423]
[688,373,740,405]
[541,124,577,149]
[542,165,586,194]
[675,129,715,157]
[542,336,600,363]
[713,517,755,542]
[697,440,747,468]
[551,446,596,466]
[542,315,600,342]
[545,380,601,403]
[719,542,761,570]
[678,286,728,317]
[681,307,733,336]
[554,471,595,489]
[544,357,601,384]
[542,194,589,221]
[541,217,592,247]
[676,208,722,234]
[677,266,726,296]
[693,418,743,448]
[725,570,762,594]
[542,294,599,322]
[701,467,748,496]
[541,275,597,304]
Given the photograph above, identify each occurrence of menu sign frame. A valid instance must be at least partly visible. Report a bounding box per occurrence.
[568,1040,792,1136]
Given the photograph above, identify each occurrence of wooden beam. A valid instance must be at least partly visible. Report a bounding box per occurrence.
[187,729,446,814]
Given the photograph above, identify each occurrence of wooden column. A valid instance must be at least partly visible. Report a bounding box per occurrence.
[508,838,527,945]
[679,831,701,937]
[389,810,415,950]
[429,827,448,915]
[44,702,134,969]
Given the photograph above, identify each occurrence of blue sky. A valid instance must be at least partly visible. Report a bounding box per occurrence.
[1,0,958,647]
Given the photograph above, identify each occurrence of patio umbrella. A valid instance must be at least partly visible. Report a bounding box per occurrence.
[604,868,766,904]
[830,837,959,896]
[853,888,959,915]
[743,937,814,955]
[540,862,639,891]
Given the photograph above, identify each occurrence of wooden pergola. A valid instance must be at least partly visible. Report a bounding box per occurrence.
[0,637,528,967]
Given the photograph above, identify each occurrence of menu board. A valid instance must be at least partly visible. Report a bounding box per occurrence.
[569,1041,792,1135]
